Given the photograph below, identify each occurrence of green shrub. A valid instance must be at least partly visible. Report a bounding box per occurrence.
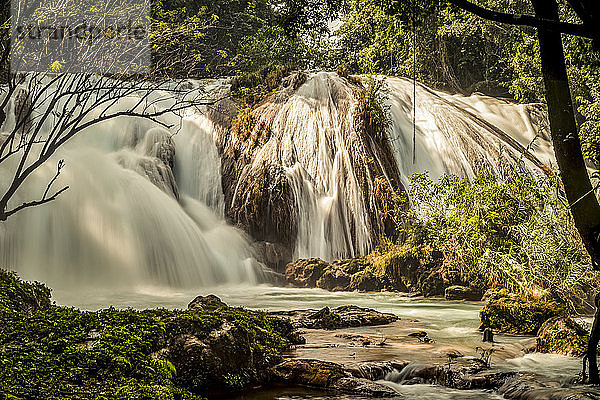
[354,77,390,141]
[399,172,598,310]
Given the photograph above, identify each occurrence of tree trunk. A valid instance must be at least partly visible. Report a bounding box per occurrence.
[531,0,600,384]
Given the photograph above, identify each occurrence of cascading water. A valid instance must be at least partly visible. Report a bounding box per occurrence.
[226,72,553,263]
[0,83,259,289]
[385,77,554,183]
[0,72,554,288]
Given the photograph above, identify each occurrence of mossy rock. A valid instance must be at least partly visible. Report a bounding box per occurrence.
[536,317,589,357]
[333,257,371,275]
[479,290,566,335]
[285,258,331,287]
[316,268,351,291]
[0,270,303,399]
[349,269,384,292]
[307,307,342,330]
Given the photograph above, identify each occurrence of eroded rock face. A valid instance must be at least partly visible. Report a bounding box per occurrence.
[272,359,398,397]
[536,317,589,357]
[270,305,398,330]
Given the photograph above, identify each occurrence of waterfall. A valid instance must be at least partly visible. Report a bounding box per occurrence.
[225,72,553,264]
[0,83,259,289]
[385,77,554,183]
[0,72,553,288]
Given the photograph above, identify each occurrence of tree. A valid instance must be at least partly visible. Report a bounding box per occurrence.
[437,0,600,383]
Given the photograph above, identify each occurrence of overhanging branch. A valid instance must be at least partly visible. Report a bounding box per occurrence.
[448,0,595,38]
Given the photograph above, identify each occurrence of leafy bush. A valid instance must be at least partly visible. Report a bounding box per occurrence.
[400,172,598,310]
[354,77,391,141]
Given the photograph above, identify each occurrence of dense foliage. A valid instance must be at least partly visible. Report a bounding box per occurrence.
[398,172,598,310]
[0,270,301,399]
[150,0,337,78]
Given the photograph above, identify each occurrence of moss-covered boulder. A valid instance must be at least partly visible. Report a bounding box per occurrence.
[349,268,384,292]
[536,317,589,357]
[316,268,351,291]
[285,258,331,287]
[479,290,565,335]
[187,294,227,311]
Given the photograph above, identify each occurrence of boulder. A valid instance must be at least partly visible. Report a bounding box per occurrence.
[272,359,398,397]
[285,258,331,287]
[445,285,483,301]
[349,269,384,292]
[270,305,398,330]
[536,317,589,357]
[316,268,351,291]
[479,290,565,335]
[188,294,227,311]
[166,322,254,390]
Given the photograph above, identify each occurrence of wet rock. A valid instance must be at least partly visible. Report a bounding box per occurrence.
[316,269,351,291]
[270,305,398,330]
[407,330,428,338]
[307,307,342,329]
[388,361,600,399]
[188,294,227,311]
[166,322,254,390]
[272,359,398,397]
[498,373,600,399]
[349,269,384,292]
[285,258,331,288]
[253,241,293,273]
[445,285,483,301]
[536,317,589,357]
[479,290,565,335]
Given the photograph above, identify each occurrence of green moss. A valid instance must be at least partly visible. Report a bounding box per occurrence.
[536,317,589,357]
[232,107,255,142]
[0,269,51,315]
[0,270,301,399]
[349,268,383,292]
[479,290,566,335]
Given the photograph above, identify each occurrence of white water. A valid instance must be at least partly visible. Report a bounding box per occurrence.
[245,72,372,260]
[0,85,258,289]
[0,72,553,287]
[237,72,553,262]
[385,77,554,184]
